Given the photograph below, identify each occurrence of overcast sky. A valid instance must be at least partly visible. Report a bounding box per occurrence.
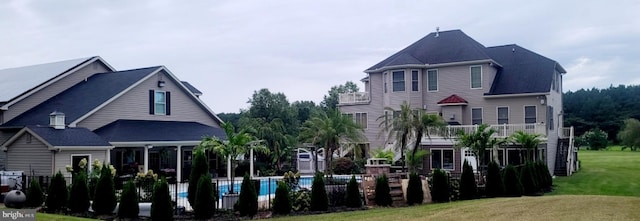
[1,0,639,113]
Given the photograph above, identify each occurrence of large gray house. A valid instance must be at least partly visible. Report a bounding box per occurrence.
[338,29,577,176]
[0,57,225,181]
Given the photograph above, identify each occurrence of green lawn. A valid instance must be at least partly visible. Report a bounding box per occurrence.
[550,149,640,196]
[36,213,99,221]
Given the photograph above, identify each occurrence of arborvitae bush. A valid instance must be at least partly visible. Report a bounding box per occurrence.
[237,173,258,216]
[520,163,539,196]
[194,174,215,219]
[344,175,362,208]
[485,161,504,198]
[118,180,139,218]
[272,181,292,215]
[188,150,209,206]
[151,178,174,221]
[430,169,450,203]
[503,165,523,197]
[374,174,392,206]
[406,172,424,205]
[310,172,328,211]
[25,179,44,208]
[459,160,477,200]
[92,163,117,215]
[536,161,552,190]
[68,171,90,213]
[45,171,68,212]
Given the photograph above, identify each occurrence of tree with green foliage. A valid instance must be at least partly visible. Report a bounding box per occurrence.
[198,122,269,193]
[406,172,424,205]
[618,118,640,151]
[377,101,413,171]
[194,174,215,219]
[455,124,507,180]
[374,174,392,206]
[459,160,477,200]
[253,118,296,172]
[535,161,553,191]
[320,81,359,110]
[237,173,258,216]
[68,171,90,213]
[272,181,292,214]
[187,150,209,206]
[485,161,504,197]
[431,169,450,203]
[25,179,44,208]
[118,180,139,219]
[300,109,364,174]
[92,163,117,215]
[151,177,174,221]
[345,175,362,208]
[503,165,523,197]
[45,171,68,212]
[406,149,429,174]
[369,149,394,164]
[583,128,608,150]
[310,172,329,211]
[409,110,446,168]
[520,163,539,196]
[510,131,543,162]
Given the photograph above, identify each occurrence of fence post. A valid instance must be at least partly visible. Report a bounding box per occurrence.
[174,180,178,215]
[268,177,271,210]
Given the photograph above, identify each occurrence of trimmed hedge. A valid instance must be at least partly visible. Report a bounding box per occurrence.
[194,174,215,219]
[45,171,68,212]
[68,171,90,213]
[406,172,424,205]
[520,163,539,196]
[151,178,174,221]
[188,150,209,206]
[237,173,258,216]
[485,161,504,197]
[430,169,449,203]
[503,165,523,197]
[459,160,477,200]
[345,175,362,208]
[118,180,140,218]
[374,174,392,206]
[92,163,117,215]
[25,179,44,208]
[310,172,328,211]
[272,181,292,215]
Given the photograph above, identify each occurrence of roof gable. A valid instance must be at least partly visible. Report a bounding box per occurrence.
[3,67,161,127]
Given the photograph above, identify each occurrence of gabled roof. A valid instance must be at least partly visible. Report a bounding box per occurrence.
[366,30,492,72]
[485,45,566,95]
[3,67,161,127]
[437,94,468,106]
[0,56,115,105]
[1,125,111,150]
[181,81,203,96]
[94,120,226,142]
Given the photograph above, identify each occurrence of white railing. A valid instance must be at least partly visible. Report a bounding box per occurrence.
[338,92,370,105]
[432,123,547,138]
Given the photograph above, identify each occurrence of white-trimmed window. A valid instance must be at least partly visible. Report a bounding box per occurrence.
[471,108,482,125]
[427,69,438,91]
[497,107,509,124]
[71,154,91,174]
[470,66,482,89]
[392,70,405,92]
[548,106,554,130]
[155,91,166,115]
[431,149,454,170]
[355,113,368,129]
[411,70,419,91]
[524,106,537,123]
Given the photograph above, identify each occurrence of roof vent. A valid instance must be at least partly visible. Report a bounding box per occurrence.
[512,47,515,52]
[435,27,440,38]
[49,111,65,130]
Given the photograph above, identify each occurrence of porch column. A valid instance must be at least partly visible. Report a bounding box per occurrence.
[176,145,182,182]
[144,145,152,173]
[227,156,231,180]
[105,149,111,164]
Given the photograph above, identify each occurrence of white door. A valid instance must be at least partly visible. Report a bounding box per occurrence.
[462,148,478,172]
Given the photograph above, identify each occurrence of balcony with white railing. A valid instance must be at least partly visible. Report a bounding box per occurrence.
[338,92,370,105]
[432,123,548,139]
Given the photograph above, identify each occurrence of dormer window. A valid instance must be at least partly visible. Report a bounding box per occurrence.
[149,90,171,115]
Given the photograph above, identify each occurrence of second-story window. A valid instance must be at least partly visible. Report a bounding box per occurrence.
[471,66,482,89]
[427,69,438,91]
[392,70,405,92]
[471,108,482,125]
[411,70,419,91]
[150,90,171,115]
[524,106,536,123]
[498,107,509,124]
[355,113,367,129]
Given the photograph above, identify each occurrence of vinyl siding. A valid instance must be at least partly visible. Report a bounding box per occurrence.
[54,150,107,178]
[6,133,53,176]
[339,73,386,150]
[0,131,18,170]
[77,70,220,131]
[3,61,111,123]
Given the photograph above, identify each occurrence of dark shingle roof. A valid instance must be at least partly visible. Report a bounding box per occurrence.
[485,45,565,95]
[181,81,202,95]
[26,125,111,146]
[94,120,226,142]
[367,30,491,71]
[4,67,160,127]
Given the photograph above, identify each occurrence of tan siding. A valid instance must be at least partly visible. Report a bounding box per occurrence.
[4,61,111,122]
[6,133,53,176]
[0,131,18,170]
[339,73,386,151]
[77,70,220,130]
[54,150,108,177]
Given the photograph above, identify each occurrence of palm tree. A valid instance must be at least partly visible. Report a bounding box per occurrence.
[197,122,269,193]
[510,131,543,162]
[300,109,364,174]
[455,124,506,179]
[377,101,413,172]
[369,148,395,164]
[405,149,429,173]
[254,118,296,172]
[408,110,446,172]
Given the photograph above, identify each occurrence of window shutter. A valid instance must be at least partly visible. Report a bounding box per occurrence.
[166,91,171,115]
[149,90,154,114]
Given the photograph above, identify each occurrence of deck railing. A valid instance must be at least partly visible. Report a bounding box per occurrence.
[338,92,370,105]
[431,123,547,138]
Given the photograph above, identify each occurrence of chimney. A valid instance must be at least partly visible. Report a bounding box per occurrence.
[49,111,65,130]
[435,27,440,38]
